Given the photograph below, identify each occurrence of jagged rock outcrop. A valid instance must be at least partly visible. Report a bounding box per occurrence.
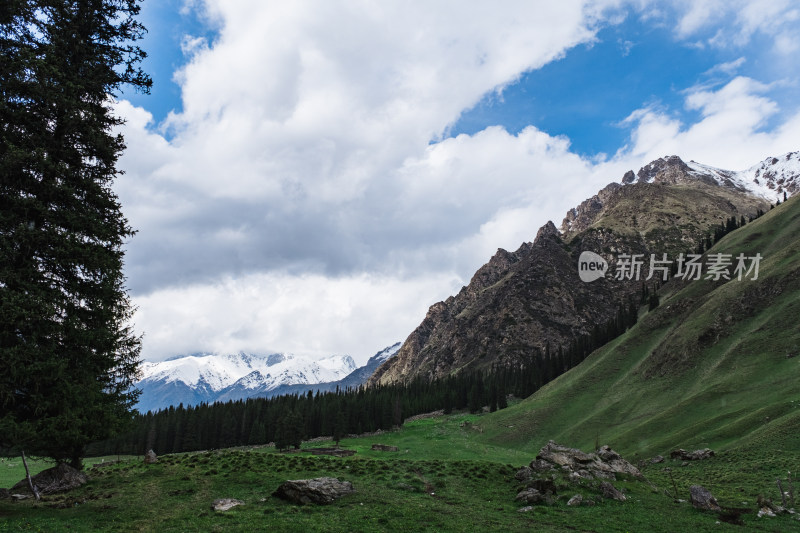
[368,154,777,386]
[532,441,641,481]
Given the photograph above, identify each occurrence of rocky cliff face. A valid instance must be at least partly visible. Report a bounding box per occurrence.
[368,154,785,386]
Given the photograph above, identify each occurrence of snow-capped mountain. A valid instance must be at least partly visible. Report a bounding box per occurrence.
[631,151,799,203]
[136,351,357,413]
[136,345,402,413]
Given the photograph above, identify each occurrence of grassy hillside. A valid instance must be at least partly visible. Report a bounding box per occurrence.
[475,195,800,509]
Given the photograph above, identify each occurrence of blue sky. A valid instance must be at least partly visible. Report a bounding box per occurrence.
[114,1,800,363]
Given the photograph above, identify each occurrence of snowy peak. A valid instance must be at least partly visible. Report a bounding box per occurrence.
[139,352,356,393]
[370,342,402,365]
[623,151,799,203]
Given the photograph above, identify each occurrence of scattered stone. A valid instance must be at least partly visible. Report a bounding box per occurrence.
[273,477,356,505]
[670,448,715,461]
[599,481,626,502]
[515,488,554,505]
[533,441,641,481]
[371,444,399,452]
[11,463,88,495]
[650,455,665,464]
[689,485,721,511]
[757,507,776,518]
[144,449,158,464]
[514,466,533,482]
[11,494,31,500]
[517,505,534,513]
[567,494,583,506]
[212,498,244,512]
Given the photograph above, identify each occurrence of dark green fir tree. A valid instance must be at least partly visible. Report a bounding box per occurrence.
[0,1,151,470]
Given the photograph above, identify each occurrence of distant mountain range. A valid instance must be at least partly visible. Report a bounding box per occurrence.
[136,343,400,413]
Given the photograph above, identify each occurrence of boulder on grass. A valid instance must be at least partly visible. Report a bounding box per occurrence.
[273,477,355,505]
[11,463,87,495]
[689,485,721,511]
[599,481,626,502]
[144,449,158,464]
[212,498,244,511]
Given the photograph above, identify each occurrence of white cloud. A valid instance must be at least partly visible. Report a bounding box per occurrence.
[670,0,800,53]
[133,272,462,364]
[115,1,800,363]
[616,76,800,169]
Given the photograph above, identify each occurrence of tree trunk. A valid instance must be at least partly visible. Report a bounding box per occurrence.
[21,451,40,501]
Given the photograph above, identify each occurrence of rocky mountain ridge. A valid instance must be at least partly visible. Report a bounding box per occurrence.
[368,152,797,386]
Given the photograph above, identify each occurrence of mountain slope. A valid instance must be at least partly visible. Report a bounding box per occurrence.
[369,153,792,386]
[478,193,800,459]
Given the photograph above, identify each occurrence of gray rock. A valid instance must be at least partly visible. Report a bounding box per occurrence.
[532,441,641,480]
[670,448,715,461]
[689,485,721,511]
[11,463,87,495]
[212,498,244,511]
[517,505,534,513]
[514,466,533,482]
[273,477,355,505]
[515,488,544,504]
[567,494,583,506]
[599,481,626,501]
[650,455,665,464]
[144,449,158,464]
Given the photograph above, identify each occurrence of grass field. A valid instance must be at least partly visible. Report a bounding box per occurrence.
[1,416,799,532]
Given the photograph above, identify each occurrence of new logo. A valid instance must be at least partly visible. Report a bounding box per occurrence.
[578,251,608,282]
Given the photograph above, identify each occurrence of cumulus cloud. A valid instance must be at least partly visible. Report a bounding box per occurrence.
[115,1,800,363]
[616,76,800,169]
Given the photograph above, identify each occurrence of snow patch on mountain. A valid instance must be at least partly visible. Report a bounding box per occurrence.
[139,352,357,394]
[687,151,799,202]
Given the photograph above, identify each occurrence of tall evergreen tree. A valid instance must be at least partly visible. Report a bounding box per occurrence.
[0,1,150,468]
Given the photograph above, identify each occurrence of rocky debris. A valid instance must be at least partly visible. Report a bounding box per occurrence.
[212,498,244,512]
[650,455,665,464]
[533,441,641,481]
[11,493,31,500]
[273,477,355,505]
[670,448,715,461]
[567,494,583,506]
[144,449,158,464]
[514,466,533,482]
[689,485,721,511]
[599,481,626,502]
[527,478,558,495]
[371,444,398,452]
[517,505,534,513]
[758,507,777,518]
[11,463,87,495]
[515,488,555,506]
